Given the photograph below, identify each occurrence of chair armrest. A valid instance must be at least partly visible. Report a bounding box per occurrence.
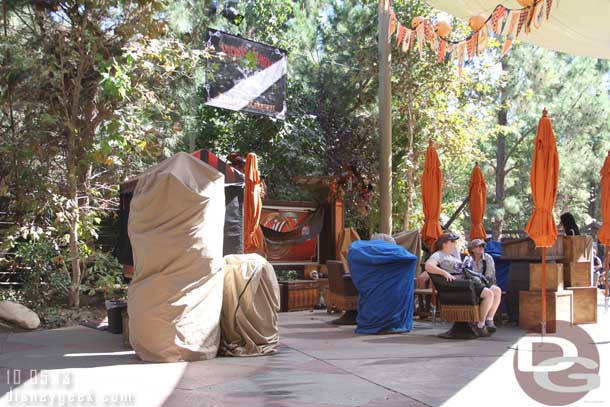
[429,274,474,292]
[429,273,479,306]
[327,261,358,297]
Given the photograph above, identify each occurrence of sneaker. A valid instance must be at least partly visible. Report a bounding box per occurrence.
[485,319,497,333]
[473,325,491,337]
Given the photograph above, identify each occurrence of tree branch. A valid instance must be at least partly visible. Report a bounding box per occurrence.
[505,165,517,176]
[504,124,536,164]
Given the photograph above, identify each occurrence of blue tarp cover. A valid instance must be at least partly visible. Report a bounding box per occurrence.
[347,240,417,334]
[485,240,509,292]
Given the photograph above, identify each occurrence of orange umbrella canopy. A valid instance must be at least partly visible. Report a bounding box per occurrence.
[524,110,559,247]
[599,151,610,246]
[469,163,487,240]
[244,153,264,253]
[421,140,443,247]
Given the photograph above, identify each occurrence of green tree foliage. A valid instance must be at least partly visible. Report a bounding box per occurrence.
[179,0,487,236]
[389,1,491,234]
[0,0,200,306]
[477,44,610,236]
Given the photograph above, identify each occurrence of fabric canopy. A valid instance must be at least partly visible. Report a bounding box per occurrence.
[524,110,559,247]
[469,163,487,240]
[347,240,417,334]
[421,140,443,247]
[599,151,610,305]
[244,153,264,253]
[127,152,226,362]
[427,0,610,60]
[220,254,280,356]
[599,151,610,246]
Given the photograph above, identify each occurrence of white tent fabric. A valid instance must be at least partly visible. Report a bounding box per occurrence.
[427,0,610,60]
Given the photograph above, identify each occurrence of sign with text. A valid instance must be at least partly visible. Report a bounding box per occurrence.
[205,29,287,119]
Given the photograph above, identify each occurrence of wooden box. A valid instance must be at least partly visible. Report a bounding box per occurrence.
[519,290,573,333]
[529,263,564,291]
[279,280,320,312]
[563,235,593,263]
[568,286,598,324]
[563,261,592,287]
[502,237,563,260]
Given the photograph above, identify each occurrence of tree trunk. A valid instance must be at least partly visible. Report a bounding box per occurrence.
[491,107,507,240]
[491,58,510,241]
[588,183,597,221]
[67,128,81,308]
[3,0,23,223]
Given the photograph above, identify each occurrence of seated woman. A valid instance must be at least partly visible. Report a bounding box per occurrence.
[424,232,496,337]
[462,239,503,332]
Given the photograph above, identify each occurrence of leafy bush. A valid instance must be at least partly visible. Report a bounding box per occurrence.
[275,269,298,281]
[13,239,70,308]
[82,251,126,300]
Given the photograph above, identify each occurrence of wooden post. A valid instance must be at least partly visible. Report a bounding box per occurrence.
[541,247,547,335]
[604,245,610,312]
[378,0,392,234]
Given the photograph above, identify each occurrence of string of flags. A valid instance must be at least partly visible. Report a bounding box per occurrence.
[389,0,556,77]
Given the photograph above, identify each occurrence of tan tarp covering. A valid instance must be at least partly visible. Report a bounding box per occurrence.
[392,230,422,263]
[220,254,280,356]
[427,0,610,60]
[127,152,226,362]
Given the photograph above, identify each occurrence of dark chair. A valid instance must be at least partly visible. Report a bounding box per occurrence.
[428,273,480,339]
[326,260,358,325]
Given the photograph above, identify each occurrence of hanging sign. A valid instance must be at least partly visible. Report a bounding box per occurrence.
[205,29,287,119]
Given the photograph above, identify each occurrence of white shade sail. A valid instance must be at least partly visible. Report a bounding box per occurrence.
[427,0,610,59]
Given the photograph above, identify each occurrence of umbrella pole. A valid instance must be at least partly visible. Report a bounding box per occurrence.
[604,245,610,313]
[541,247,547,336]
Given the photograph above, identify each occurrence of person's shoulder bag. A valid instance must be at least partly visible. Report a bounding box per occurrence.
[462,267,491,288]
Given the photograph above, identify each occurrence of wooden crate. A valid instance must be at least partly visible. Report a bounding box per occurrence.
[567,286,598,324]
[502,237,564,260]
[564,261,592,287]
[529,263,564,291]
[563,235,593,263]
[279,280,320,312]
[519,290,573,333]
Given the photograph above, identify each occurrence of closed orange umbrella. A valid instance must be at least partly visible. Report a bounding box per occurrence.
[469,163,487,240]
[524,109,559,334]
[598,150,610,310]
[244,153,264,253]
[421,140,443,247]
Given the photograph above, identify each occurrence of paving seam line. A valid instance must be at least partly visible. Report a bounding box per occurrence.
[285,344,434,407]
[321,353,509,361]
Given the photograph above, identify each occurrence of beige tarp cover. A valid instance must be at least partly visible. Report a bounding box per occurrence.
[220,254,280,356]
[392,229,422,263]
[127,152,226,362]
[427,0,610,60]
